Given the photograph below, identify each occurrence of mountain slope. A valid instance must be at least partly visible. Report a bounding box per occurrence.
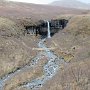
[50,0,90,9]
[0,0,87,20]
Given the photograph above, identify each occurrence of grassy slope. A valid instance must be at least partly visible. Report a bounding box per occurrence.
[47,15,90,62]
[0,1,90,89]
[44,15,90,90]
[0,17,38,79]
[0,17,24,37]
[0,1,88,20]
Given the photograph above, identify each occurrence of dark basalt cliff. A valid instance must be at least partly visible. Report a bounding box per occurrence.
[24,19,68,36]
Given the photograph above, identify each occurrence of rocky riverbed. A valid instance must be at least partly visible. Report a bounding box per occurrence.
[0,38,65,90]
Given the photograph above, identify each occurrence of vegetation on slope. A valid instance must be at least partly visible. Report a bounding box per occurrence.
[0,13,90,90]
[0,17,24,37]
[0,17,38,79]
[45,15,90,90]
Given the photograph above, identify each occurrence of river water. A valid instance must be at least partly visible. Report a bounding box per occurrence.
[0,38,65,90]
[0,21,65,90]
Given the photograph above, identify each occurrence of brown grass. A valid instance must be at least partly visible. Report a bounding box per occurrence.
[40,59,90,90]
[0,17,38,79]
[45,15,90,90]
[4,56,48,90]
[0,1,88,20]
[47,15,90,62]
[0,17,24,37]
[66,15,90,35]
[0,2,90,89]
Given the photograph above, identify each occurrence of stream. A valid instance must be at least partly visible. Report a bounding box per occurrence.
[22,38,65,90]
[0,21,65,90]
[0,38,65,90]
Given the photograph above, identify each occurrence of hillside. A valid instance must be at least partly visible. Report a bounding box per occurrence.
[0,17,39,78]
[1,15,89,90]
[50,0,90,9]
[0,1,90,90]
[0,0,88,20]
[45,15,90,90]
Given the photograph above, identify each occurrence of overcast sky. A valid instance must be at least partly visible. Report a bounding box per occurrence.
[7,0,90,4]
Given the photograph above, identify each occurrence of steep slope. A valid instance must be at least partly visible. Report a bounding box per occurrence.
[0,17,38,79]
[50,0,90,9]
[45,15,90,90]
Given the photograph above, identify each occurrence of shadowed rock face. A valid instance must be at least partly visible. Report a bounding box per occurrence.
[25,19,68,37]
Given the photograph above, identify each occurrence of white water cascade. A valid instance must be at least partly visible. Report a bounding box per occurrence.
[47,21,51,38]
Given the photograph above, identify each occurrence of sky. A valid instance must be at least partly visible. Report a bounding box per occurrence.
[6,0,90,4]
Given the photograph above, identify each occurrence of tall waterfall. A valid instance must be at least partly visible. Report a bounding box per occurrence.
[47,21,51,38]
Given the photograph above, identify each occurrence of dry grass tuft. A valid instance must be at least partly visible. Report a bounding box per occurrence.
[0,17,24,37]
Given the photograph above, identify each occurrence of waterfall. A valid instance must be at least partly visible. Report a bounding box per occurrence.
[47,21,51,38]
